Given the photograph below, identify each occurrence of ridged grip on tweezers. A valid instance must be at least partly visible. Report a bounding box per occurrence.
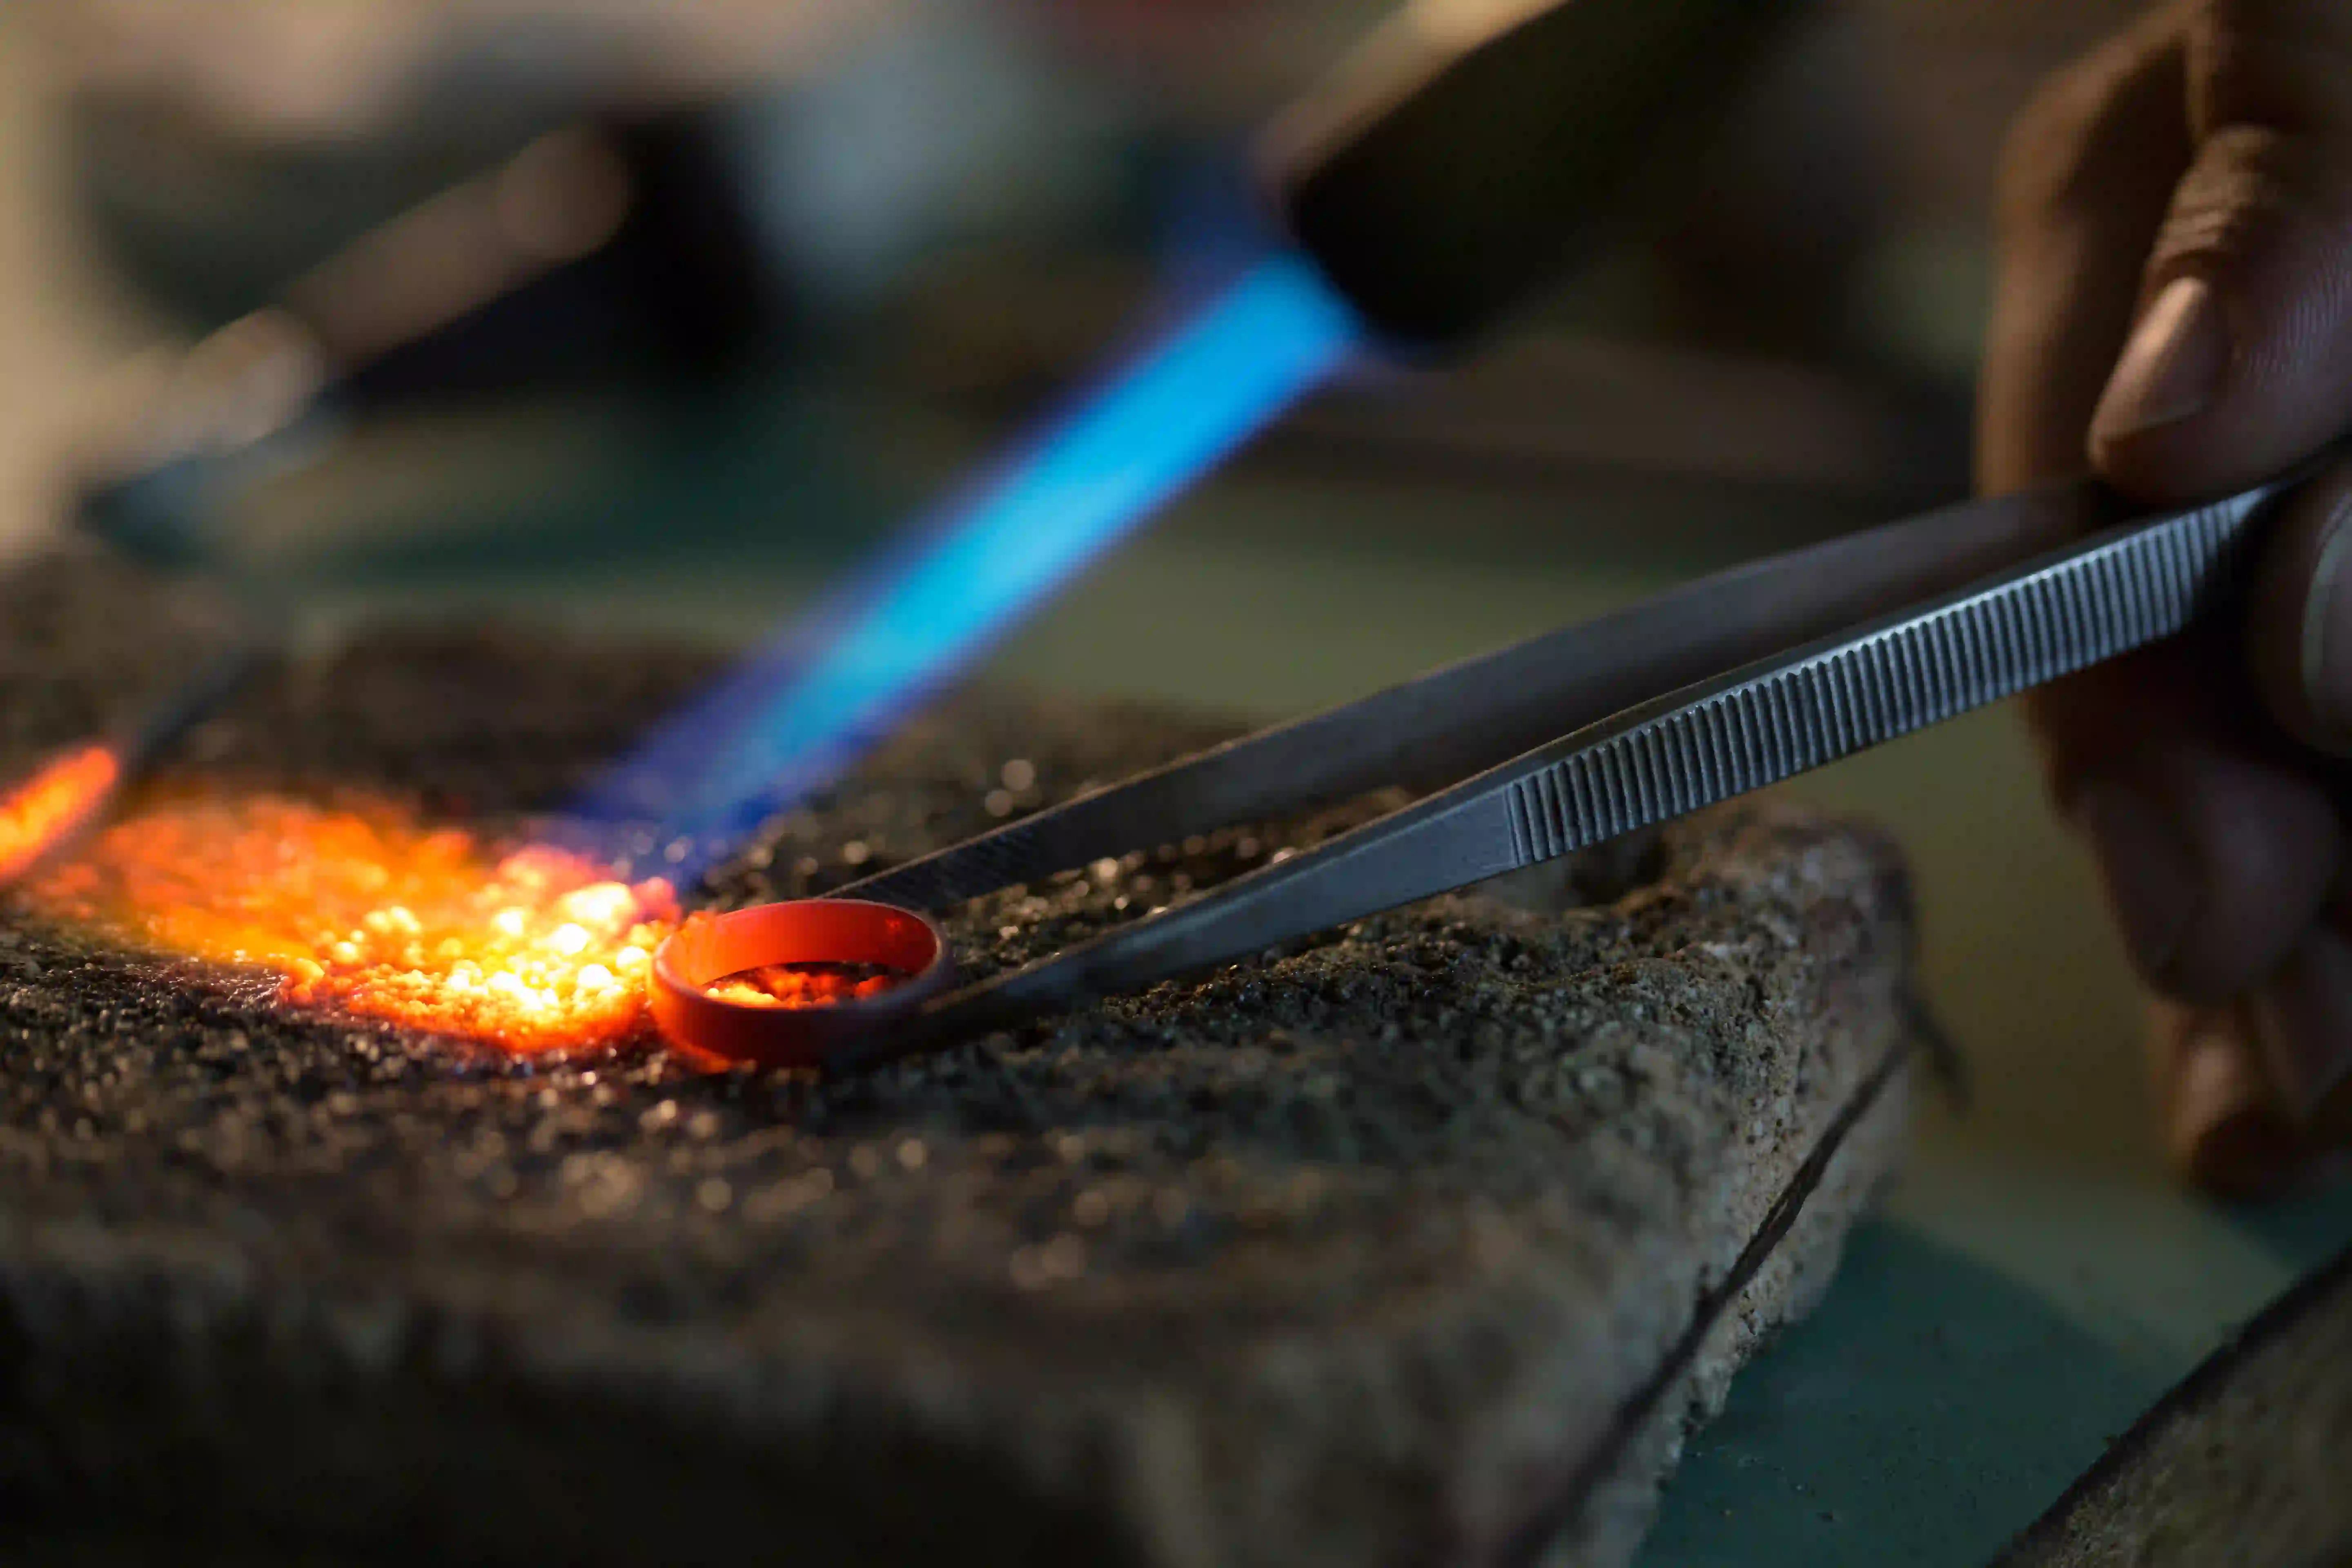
[839,477,2136,914]
[835,483,2281,1071]
[1503,487,2271,864]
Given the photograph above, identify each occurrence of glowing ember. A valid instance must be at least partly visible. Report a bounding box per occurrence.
[0,746,120,884]
[702,962,907,1009]
[24,787,677,1053]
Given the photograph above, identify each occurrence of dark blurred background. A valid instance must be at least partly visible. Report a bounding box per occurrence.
[5,0,2143,595]
[13,6,2352,1567]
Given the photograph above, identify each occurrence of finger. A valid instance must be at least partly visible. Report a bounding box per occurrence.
[2069,743,2338,1001]
[2246,453,2352,752]
[2168,876,2352,1183]
[2153,996,2306,1196]
[2091,0,2352,497]
[2029,625,2340,1002]
[1974,13,2312,1004]
[1978,6,2190,494]
[2245,919,2352,1126]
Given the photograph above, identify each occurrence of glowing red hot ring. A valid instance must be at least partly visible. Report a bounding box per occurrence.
[649,899,953,1068]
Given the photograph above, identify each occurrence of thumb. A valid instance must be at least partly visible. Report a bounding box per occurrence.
[2247,453,2352,752]
[2090,0,2352,500]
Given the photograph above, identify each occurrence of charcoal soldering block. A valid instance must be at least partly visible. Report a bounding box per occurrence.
[0,544,1921,1568]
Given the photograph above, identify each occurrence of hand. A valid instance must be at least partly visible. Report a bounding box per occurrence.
[1980,0,2352,1196]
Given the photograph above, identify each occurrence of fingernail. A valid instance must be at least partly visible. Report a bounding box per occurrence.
[2247,927,2352,1124]
[2091,275,2228,444]
[2300,499,2352,741]
[2169,1026,2302,1196]
[2073,777,2199,984]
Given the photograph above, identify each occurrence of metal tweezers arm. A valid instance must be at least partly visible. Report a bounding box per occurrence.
[842,476,2138,913]
[834,477,2284,1069]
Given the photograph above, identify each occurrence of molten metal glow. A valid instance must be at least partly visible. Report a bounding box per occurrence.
[25,788,682,1053]
[702,963,905,1009]
[0,746,120,884]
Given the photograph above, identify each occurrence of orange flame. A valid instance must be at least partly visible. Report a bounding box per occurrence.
[24,786,681,1054]
[0,746,120,884]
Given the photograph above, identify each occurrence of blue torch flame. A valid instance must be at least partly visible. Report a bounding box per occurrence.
[566,252,1363,879]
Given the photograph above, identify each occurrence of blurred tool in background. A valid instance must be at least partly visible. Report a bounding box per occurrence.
[577,0,1848,866]
[62,0,1141,567]
[34,0,2005,594]
[43,0,1897,866]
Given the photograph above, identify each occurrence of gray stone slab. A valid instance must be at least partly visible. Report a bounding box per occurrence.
[0,547,1921,1567]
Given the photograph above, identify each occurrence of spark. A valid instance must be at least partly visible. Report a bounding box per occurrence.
[0,746,120,885]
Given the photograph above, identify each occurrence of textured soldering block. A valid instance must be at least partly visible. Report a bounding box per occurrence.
[1993,1245,2352,1568]
[0,548,1920,1568]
